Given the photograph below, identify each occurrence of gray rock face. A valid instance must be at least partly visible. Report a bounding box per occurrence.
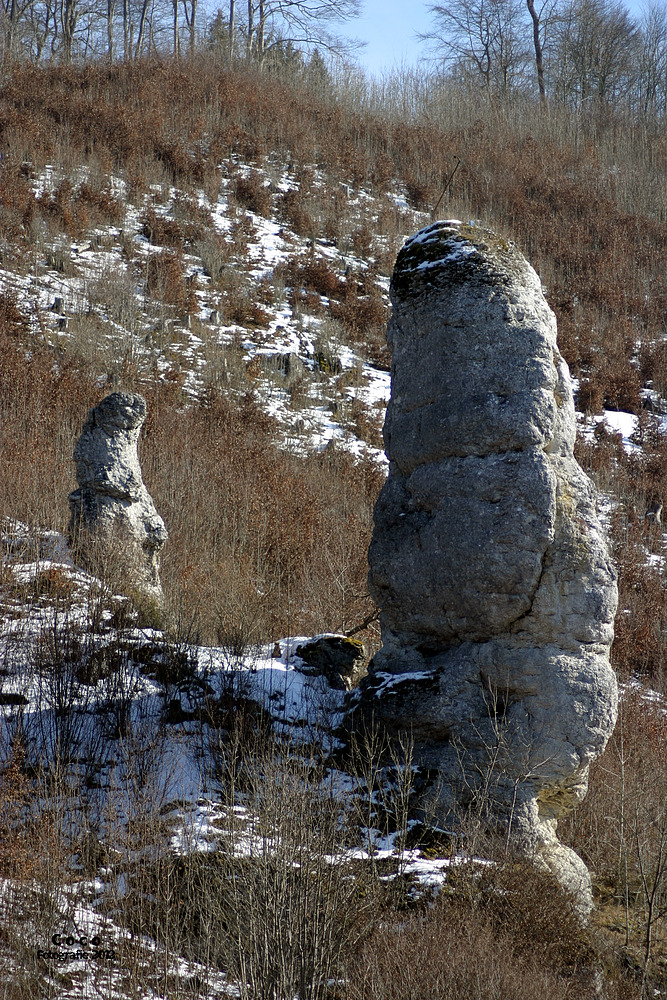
[69,392,167,604]
[365,221,618,910]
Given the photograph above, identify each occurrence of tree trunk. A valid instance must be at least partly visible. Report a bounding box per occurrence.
[173,0,179,57]
[181,0,196,54]
[122,0,129,59]
[257,0,264,62]
[134,0,150,58]
[107,0,114,61]
[246,0,253,59]
[229,0,234,59]
[7,0,17,60]
[62,0,77,63]
[527,0,546,101]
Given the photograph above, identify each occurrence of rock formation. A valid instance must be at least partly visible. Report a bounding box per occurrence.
[294,634,367,690]
[69,392,167,604]
[364,221,618,910]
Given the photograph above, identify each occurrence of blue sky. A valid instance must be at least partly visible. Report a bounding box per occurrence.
[345,1,434,76]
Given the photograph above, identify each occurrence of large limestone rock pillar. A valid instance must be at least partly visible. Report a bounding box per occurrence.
[365,221,618,908]
[69,392,168,605]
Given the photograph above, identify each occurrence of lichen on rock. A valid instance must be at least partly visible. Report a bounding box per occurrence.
[363,220,618,913]
[68,392,168,606]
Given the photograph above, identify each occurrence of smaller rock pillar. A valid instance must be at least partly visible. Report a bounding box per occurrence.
[68,392,167,605]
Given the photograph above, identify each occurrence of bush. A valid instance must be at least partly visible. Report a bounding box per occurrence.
[232,170,273,217]
[122,727,375,1000]
[345,864,603,1000]
[145,250,197,312]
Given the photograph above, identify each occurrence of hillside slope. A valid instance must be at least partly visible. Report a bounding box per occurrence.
[2,57,667,998]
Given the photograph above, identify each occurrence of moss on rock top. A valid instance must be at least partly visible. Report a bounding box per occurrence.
[391,220,526,300]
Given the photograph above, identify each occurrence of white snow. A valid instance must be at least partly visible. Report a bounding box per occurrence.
[578,409,641,453]
[599,409,640,449]
[414,244,477,271]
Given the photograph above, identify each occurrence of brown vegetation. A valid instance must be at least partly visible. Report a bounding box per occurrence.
[344,866,615,1000]
[0,324,382,647]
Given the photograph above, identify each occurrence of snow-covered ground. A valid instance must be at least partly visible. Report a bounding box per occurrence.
[3,160,412,472]
[0,517,468,1000]
[578,408,640,452]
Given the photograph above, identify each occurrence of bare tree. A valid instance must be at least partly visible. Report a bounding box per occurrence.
[121,0,130,57]
[180,0,195,53]
[229,0,234,57]
[241,0,362,65]
[105,0,115,58]
[245,0,252,55]
[1,0,42,60]
[61,0,80,61]
[172,0,178,54]
[424,0,530,93]
[23,0,56,60]
[134,0,153,58]
[526,0,546,97]
[0,0,361,63]
[636,0,667,117]
[551,0,639,108]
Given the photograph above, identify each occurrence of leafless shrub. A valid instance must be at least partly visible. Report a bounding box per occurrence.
[196,232,232,282]
[278,188,318,239]
[232,169,273,217]
[344,864,609,1000]
[111,723,378,1000]
[563,692,667,991]
[350,222,374,258]
[87,264,141,333]
[0,293,30,339]
[74,180,124,226]
[140,207,184,248]
[277,253,345,301]
[145,250,197,312]
[222,285,271,327]
[331,270,390,369]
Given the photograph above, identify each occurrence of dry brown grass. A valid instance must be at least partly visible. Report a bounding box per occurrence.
[0,324,98,529]
[575,413,667,686]
[232,169,274,217]
[140,207,185,248]
[141,385,383,645]
[0,57,663,409]
[145,251,197,313]
[563,692,667,992]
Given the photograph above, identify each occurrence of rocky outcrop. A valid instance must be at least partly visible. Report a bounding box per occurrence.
[364,221,618,910]
[68,392,167,604]
[294,634,367,690]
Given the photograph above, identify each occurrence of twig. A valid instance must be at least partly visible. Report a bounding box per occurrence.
[345,609,379,638]
[431,158,461,220]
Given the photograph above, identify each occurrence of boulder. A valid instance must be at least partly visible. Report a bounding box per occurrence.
[363,221,618,911]
[68,392,167,605]
[269,351,307,385]
[295,634,367,690]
